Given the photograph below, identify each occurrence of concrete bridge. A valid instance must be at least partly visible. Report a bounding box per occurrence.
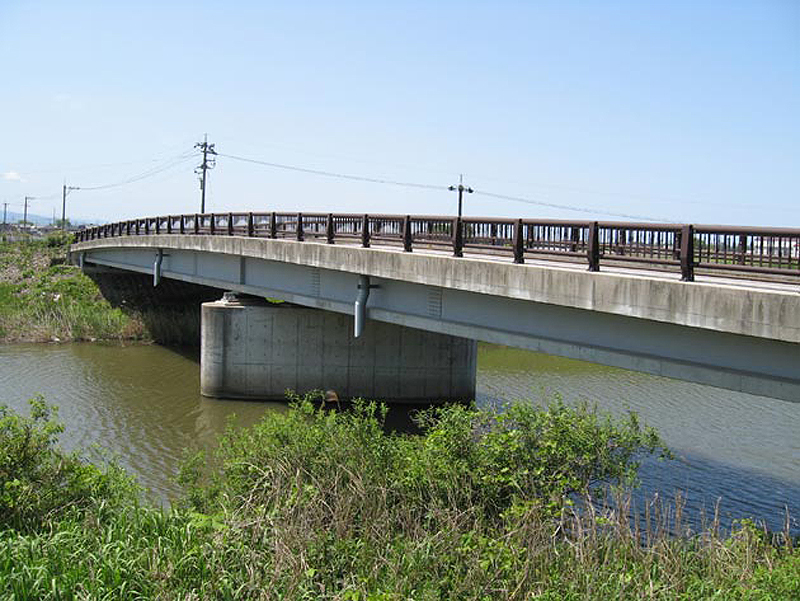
[71,213,800,403]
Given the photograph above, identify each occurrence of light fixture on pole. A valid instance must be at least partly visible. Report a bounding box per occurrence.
[448,174,473,218]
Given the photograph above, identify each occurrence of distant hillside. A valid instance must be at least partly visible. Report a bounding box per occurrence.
[2,210,100,226]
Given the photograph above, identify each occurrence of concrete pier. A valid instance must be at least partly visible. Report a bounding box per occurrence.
[200,294,476,402]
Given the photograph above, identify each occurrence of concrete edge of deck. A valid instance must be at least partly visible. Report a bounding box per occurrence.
[72,235,800,345]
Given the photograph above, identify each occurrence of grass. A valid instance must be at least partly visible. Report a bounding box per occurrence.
[0,235,146,342]
[0,395,797,599]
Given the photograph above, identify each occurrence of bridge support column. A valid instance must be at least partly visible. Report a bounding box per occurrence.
[200,293,477,403]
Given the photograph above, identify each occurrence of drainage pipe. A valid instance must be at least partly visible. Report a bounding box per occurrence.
[153,249,163,287]
[354,274,370,338]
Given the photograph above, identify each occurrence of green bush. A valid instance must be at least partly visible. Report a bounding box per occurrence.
[0,397,796,599]
[0,398,137,532]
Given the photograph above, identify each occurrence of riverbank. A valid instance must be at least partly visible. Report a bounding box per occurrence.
[1,396,797,599]
[0,235,146,342]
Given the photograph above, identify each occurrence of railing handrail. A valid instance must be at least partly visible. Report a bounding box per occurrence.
[72,212,800,284]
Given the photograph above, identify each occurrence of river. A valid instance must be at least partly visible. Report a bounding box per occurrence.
[1,342,798,534]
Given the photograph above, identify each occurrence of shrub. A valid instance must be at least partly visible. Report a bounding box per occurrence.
[0,398,137,532]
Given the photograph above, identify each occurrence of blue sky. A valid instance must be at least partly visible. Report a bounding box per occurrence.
[1,1,797,226]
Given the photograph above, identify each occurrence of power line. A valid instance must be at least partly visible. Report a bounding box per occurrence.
[9,139,202,176]
[472,190,671,222]
[71,152,195,191]
[217,151,449,192]
[218,149,668,221]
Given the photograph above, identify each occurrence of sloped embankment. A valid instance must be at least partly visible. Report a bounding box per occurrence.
[0,235,145,342]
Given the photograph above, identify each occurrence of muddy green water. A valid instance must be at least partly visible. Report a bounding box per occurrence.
[1,342,798,533]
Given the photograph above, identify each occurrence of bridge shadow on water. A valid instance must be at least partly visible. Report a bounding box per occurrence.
[161,344,200,364]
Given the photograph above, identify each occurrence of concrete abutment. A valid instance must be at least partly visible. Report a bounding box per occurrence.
[200,294,477,403]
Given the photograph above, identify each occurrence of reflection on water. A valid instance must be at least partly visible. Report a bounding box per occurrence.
[1,341,798,534]
[0,343,279,502]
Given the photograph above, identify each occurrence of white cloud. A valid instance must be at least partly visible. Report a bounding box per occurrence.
[2,171,22,181]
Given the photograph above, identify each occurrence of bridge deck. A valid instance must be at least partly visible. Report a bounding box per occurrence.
[323,238,798,294]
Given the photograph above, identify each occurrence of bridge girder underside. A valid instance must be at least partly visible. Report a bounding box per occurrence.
[75,244,800,403]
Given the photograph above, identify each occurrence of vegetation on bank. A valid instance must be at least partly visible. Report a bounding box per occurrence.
[1,396,797,599]
[0,234,145,342]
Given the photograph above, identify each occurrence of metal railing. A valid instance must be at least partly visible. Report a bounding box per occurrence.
[73,212,800,283]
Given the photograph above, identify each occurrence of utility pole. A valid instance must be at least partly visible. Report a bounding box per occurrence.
[23,196,34,228]
[448,174,473,218]
[62,183,78,230]
[195,134,216,213]
[2,202,8,227]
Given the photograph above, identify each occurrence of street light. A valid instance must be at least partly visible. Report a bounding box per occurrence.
[448,174,473,218]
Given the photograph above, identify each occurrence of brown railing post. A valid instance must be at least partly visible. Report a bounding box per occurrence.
[738,233,747,265]
[673,229,681,260]
[180,215,185,234]
[361,214,370,248]
[587,222,600,272]
[513,219,524,264]
[270,212,277,238]
[452,217,463,257]
[247,212,254,237]
[194,214,199,235]
[228,212,234,236]
[570,226,580,253]
[326,213,335,244]
[680,224,695,281]
[403,215,413,252]
[155,218,161,235]
[210,214,215,235]
[297,212,304,241]
[145,219,150,235]
[617,229,626,256]
[166,216,172,234]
